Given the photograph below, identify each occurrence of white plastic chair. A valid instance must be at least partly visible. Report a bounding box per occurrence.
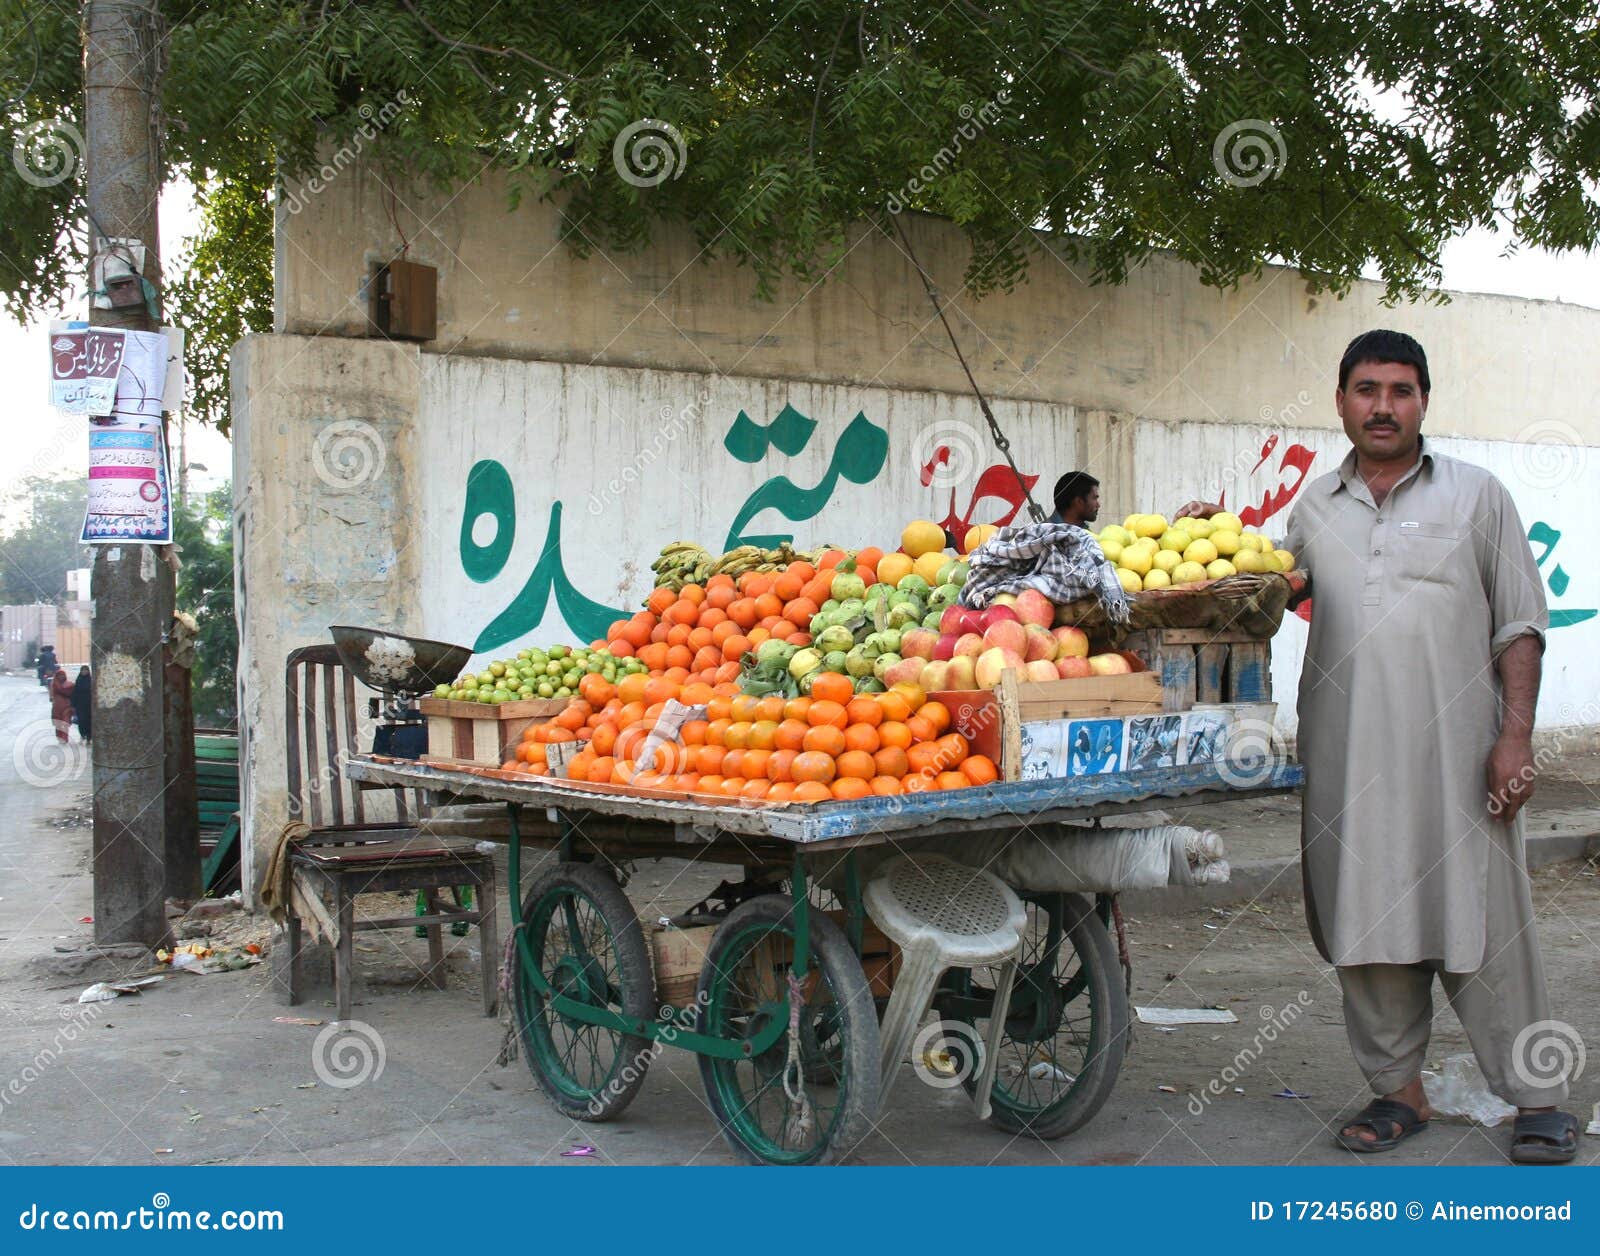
[864,853,1028,1118]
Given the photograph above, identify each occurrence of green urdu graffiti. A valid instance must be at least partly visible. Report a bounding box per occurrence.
[1528,520,1597,630]
[459,406,890,651]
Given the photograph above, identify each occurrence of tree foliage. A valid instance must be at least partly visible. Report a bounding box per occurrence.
[174,483,237,726]
[0,474,89,604]
[3,1,1599,421]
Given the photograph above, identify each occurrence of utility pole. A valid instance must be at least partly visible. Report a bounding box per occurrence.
[83,0,178,943]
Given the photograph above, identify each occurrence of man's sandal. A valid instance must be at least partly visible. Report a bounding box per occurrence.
[1509,1110,1579,1164]
[1334,1098,1429,1152]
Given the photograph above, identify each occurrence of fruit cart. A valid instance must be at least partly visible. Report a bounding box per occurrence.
[344,753,1303,1165]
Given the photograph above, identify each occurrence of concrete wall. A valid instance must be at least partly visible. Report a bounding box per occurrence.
[232,163,1600,889]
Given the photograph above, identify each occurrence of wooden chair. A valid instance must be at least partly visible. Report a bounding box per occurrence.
[280,644,498,1022]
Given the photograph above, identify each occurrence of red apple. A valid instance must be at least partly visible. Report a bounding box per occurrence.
[1052,626,1090,659]
[1023,623,1058,663]
[1087,652,1132,675]
[919,660,950,691]
[944,655,977,690]
[1024,659,1060,682]
[953,632,985,659]
[978,604,1020,630]
[932,633,958,661]
[884,657,926,688]
[981,619,1028,657]
[975,647,1025,689]
[900,628,939,660]
[1014,589,1055,628]
[939,605,973,636]
[1056,656,1092,679]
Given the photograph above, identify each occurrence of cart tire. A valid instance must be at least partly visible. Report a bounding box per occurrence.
[514,861,654,1122]
[696,896,879,1165]
[955,892,1129,1139]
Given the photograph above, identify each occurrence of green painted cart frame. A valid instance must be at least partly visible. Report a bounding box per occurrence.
[346,755,1303,1164]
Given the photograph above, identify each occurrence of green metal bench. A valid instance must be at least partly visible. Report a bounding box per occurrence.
[196,731,240,894]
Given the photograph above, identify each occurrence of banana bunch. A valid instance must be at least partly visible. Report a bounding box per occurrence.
[650,541,714,590]
[649,541,833,592]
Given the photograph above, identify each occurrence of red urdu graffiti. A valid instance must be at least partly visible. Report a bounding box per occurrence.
[920,445,1040,550]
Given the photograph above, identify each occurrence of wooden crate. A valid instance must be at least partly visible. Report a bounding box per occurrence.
[1122,629,1272,712]
[418,696,567,766]
[649,912,900,1006]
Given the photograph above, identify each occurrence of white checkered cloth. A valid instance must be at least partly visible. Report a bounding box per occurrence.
[959,522,1130,623]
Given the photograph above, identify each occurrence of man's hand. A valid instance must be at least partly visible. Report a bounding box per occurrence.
[1487,735,1536,821]
[1175,500,1223,520]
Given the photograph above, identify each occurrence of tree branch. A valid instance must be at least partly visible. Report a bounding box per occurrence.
[399,0,569,80]
[809,15,851,165]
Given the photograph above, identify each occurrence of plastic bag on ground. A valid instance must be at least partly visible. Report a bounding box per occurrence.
[1422,1054,1517,1126]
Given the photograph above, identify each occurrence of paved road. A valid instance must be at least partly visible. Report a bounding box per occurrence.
[0,671,1595,1166]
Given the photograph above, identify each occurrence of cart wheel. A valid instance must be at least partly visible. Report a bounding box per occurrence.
[952,892,1129,1139]
[696,896,880,1165]
[514,861,654,1121]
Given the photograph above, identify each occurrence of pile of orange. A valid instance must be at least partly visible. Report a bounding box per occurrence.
[592,549,891,689]
[503,672,999,804]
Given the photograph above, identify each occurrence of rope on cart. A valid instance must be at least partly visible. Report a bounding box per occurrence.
[495,921,526,1067]
[780,970,817,1144]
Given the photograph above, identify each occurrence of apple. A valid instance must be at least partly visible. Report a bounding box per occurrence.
[919,660,950,691]
[932,633,958,661]
[977,604,1020,630]
[975,647,1025,689]
[953,632,986,659]
[900,628,939,660]
[1013,588,1055,628]
[1051,626,1090,659]
[945,655,977,690]
[981,619,1028,657]
[1024,659,1060,682]
[992,592,1019,607]
[939,605,979,636]
[1087,652,1131,675]
[1056,656,1093,679]
[1023,623,1058,663]
[884,657,927,688]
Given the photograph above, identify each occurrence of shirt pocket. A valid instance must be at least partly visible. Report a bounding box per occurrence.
[1394,522,1466,587]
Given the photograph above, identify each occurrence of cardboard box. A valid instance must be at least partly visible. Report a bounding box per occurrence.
[649,912,899,1006]
[418,696,568,766]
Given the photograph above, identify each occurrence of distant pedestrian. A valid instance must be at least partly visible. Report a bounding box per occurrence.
[71,666,92,743]
[49,668,73,743]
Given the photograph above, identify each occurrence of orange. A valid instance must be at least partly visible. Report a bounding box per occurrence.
[855,546,884,571]
[587,756,616,783]
[680,681,715,707]
[783,696,814,723]
[936,771,970,792]
[818,549,847,570]
[664,644,694,670]
[679,583,706,605]
[767,781,797,803]
[753,695,787,723]
[921,701,952,734]
[869,775,903,796]
[617,673,649,705]
[706,696,732,722]
[728,599,760,630]
[705,717,732,747]
[935,732,970,764]
[890,682,927,712]
[566,750,595,781]
[844,697,883,727]
[739,749,772,780]
[747,627,771,647]
[647,586,676,615]
[809,672,854,705]
[878,720,912,750]
[723,721,754,750]
[696,775,725,795]
[650,622,671,644]
[961,755,999,785]
[643,677,680,706]
[791,751,837,784]
[589,722,618,757]
[766,748,799,782]
[788,561,816,583]
[831,777,871,800]
[877,691,913,722]
[873,745,909,778]
[907,714,939,743]
[740,778,771,801]
[747,720,780,751]
[835,750,876,781]
[775,719,809,751]
[793,781,833,802]
[705,583,736,610]
[802,725,847,757]
[638,642,670,671]
[721,634,752,662]
[754,593,784,621]
[720,749,747,780]
[842,722,881,754]
[806,699,849,729]
[730,694,761,722]
[773,572,804,601]
[698,606,728,630]
[695,744,727,776]
[692,646,723,675]
[907,742,943,777]
[664,600,698,626]
[741,572,774,598]
[901,772,935,794]
[720,776,748,797]
[782,598,819,629]
[710,620,740,647]
[607,638,635,658]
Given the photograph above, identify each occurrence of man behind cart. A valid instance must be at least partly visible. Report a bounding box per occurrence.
[1177,328,1580,1163]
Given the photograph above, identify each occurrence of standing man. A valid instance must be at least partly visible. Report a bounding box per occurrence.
[1051,471,1100,528]
[1178,329,1579,1163]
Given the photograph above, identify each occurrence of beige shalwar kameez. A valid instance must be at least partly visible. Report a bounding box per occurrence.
[1283,441,1566,1107]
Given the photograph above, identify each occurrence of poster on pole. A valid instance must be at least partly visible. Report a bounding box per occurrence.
[81,420,173,544]
[47,320,90,413]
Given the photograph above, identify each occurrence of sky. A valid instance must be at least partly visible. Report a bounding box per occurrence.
[4,187,1599,510]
